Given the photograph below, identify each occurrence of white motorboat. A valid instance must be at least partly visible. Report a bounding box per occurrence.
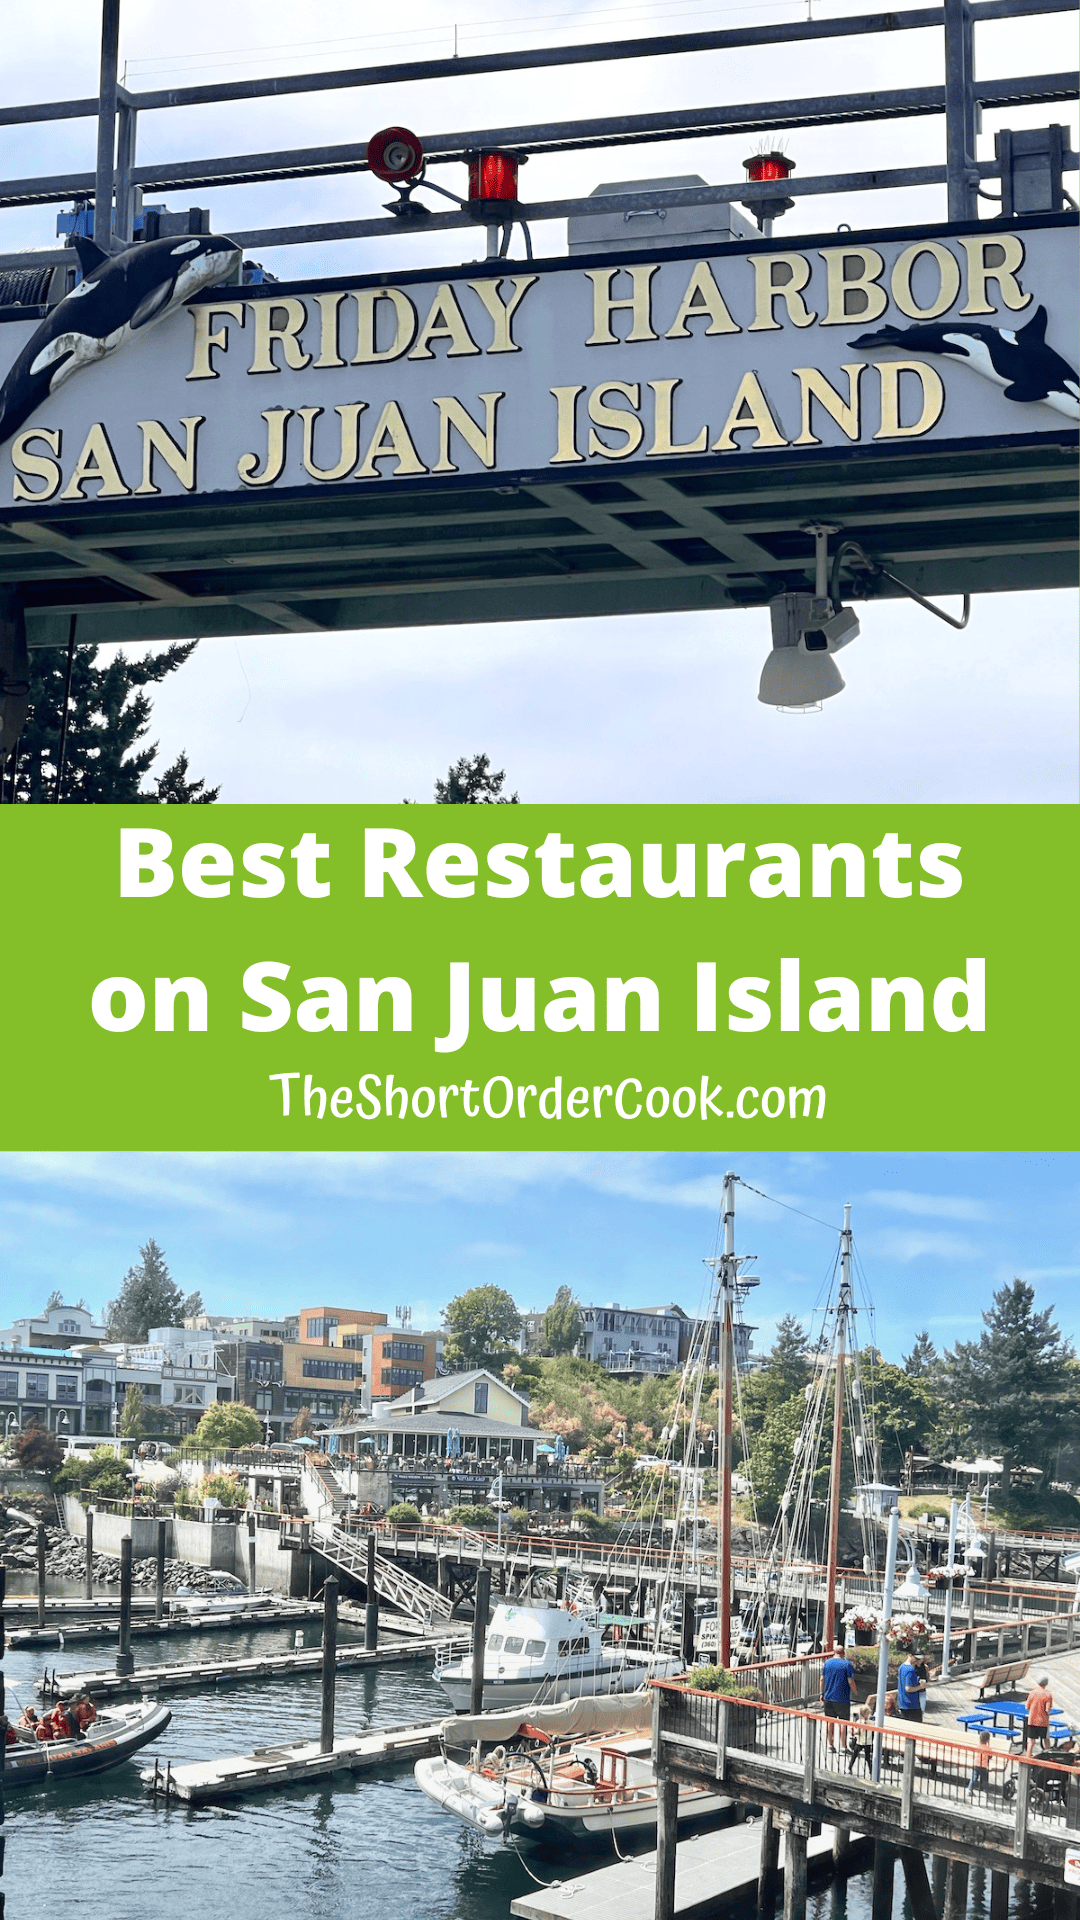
[415,1695,733,1846]
[433,1601,682,1713]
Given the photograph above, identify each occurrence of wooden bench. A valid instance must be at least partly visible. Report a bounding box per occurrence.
[974,1661,1030,1700]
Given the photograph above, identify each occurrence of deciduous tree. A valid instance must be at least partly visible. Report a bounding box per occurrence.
[194,1403,263,1451]
[443,1284,522,1370]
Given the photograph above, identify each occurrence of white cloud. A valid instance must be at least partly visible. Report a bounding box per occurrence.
[860,1228,980,1262]
[863,1189,995,1224]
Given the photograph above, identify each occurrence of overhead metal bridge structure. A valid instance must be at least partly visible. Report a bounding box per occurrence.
[0,0,1075,651]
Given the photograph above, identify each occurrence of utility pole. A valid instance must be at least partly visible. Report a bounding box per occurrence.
[824,1206,853,1654]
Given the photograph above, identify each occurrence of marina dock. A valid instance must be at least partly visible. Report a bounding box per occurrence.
[39,1633,469,1699]
[9,1602,325,1648]
[508,1821,865,1919]
[145,1718,447,1802]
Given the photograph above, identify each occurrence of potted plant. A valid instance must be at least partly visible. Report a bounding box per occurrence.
[843,1605,880,1645]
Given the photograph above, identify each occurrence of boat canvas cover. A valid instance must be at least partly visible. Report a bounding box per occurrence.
[443,1692,653,1747]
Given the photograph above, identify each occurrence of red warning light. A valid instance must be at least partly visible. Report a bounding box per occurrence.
[467,150,525,209]
[744,151,796,183]
[367,127,424,184]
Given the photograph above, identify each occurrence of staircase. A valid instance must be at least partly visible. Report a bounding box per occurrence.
[312,1523,453,1623]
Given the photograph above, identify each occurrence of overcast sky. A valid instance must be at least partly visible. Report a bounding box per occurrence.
[3,1,1077,804]
[2,1151,1077,1362]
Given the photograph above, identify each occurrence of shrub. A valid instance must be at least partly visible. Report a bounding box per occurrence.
[385,1502,422,1528]
[201,1472,245,1507]
[10,1426,65,1475]
[508,1508,531,1533]
[571,1505,600,1536]
[448,1504,496,1529]
[685,1665,763,1700]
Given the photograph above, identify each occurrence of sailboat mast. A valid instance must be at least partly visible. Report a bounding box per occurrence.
[718,1171,737,1670]
[824,1203,853,1654]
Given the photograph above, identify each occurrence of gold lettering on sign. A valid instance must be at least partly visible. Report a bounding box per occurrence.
[819,248,888,326]
[664,261,740,337]
[647,378,708,456]
[248,298,312,375]
[958,234,1032,315]
[891,243,961,320]
[408,284,482,359]
[298,404,368,481]
[135,416,204,494]
[549,385,586,464]
[749,254,817,331]
[187,301,245,380]
[10,428,62,501]
[352,289,417,364]
[466,276,539,352]
[238,409,292,486]
[712,373,788,451]
[355,401,429,477]
[793,366,864,445]
[585,266,660,345]
[312,291,347,368]
[873,360,945,439]
[62,422,130,499]
[432,393,504,473]
[587,383,644,459]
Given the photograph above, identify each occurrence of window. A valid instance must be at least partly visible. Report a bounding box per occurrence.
[25,1373,49,1401]
[55,1375,78,1403]
[174,1386,205,1407]
[487,1635,503,1652]
[386,1341,425,1362]
[58,1318,81,1334]
[381,1366,423,1386]
[305,1316,338,1340]
[525,1640,546,1659]
[254,1390,272,1411]
[0,1370,18,1397]
[503,1636,523,1654]
[473,1381,488,1415]
[301,1359,355,1381]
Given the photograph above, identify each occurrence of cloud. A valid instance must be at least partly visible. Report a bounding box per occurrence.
[860,1227,980,1262]
[863,1189,994,1224]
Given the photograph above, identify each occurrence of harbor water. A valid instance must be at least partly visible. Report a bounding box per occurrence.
[1,1579,1061,1919]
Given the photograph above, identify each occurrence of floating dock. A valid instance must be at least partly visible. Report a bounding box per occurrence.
[509,1822,867,1920]
[144,1718,446,1802]
[9,1602,324,1649]
[39,1634,469,1700]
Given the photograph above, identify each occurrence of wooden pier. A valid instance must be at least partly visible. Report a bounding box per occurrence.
[38,1631,469,1700]
[9,1602,324,1648]
[508,1820,865,1919]
[143,1717,446,1802]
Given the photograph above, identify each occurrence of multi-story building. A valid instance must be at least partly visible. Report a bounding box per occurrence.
[0,1347,84,1434]
[516,1311,547,1356]
[298,1305,388,1347]
[186,1313,299,1342]
[0,1303,109,1350]
[360,1328,439,1412]
[576,1302,754,1375]
[281,1340,363,1429]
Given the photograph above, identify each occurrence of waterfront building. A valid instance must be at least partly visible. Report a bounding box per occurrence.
[576,1301,754,1374]
[0,1346,84,1434]
[0,1302,109,1349]
[359,1327,439,1412]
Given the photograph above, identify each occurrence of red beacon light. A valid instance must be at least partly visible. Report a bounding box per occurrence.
[466,149,527,219]
[741,149,796,230]
[367,127,425,184]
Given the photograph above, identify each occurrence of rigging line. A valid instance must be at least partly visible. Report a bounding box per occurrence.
[736,1180,843,1236]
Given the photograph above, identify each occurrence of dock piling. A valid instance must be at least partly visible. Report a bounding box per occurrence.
[756,1808,779,1917]
[155,1520,166,1624]
[898,1847,938,1920]
[365,1534,379,1651]
[469,1567,491,1716]
[247,1516,257,1596]
[84,1510,94,1601]
[319,1576,339,1754]
[116,1535,134,1676]
[654,1774,679,1920]
[781,1819,809,1920]
[36,1525,47,1627]
[870,1841,895,1920]
[989,1869,1010,1920]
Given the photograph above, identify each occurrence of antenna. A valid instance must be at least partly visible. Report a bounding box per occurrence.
[395,1304,412,1329]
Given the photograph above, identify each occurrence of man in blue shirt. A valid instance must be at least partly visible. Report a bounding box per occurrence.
[896,1655,924,1722]
[819,1651,857,1748]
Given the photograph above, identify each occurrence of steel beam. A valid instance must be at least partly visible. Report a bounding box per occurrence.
[94,0,120,249]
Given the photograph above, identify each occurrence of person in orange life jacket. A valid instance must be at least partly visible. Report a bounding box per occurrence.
[48,1700,77,1739]
[74,1693,97,1732]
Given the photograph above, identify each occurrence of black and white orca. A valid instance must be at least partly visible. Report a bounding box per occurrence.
[850,305,1079,420]
[0,231,241,447]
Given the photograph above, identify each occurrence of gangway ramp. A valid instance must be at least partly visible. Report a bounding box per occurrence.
[312,1523,454,1622]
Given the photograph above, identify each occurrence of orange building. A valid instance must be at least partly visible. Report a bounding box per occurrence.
[362,1327,438,1411]
[298,1306,388,1346]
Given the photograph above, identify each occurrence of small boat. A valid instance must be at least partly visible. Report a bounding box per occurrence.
[4,1702,172,1788]
[434,1602,682,1713]
[415,1695,733,1846]
[170,1591,272,1616]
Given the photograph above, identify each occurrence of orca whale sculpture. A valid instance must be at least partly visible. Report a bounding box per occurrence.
[0,231,242,448]
[850,305,1079,420]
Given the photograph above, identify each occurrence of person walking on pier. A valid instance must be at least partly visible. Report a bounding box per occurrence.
[1022,1675,1054,1751]
[819,1649,857,1748]
[896,1654,925,1723]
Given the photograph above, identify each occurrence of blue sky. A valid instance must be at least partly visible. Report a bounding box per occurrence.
[1,1153,1076,1363]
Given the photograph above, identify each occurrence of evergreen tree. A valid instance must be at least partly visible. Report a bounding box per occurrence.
[106,1239,186,1342]
[944,1280,1079,1489]
[543,1285,583,1356]
[903,1331,940,1380]
[434,753,518,804]
[181,1291,205,1323]
[14,642,219,803]
[119,1384,146,1440]
[763,1314,811,1397]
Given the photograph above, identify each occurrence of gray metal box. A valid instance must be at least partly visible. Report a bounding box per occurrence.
[568,175,757,254]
